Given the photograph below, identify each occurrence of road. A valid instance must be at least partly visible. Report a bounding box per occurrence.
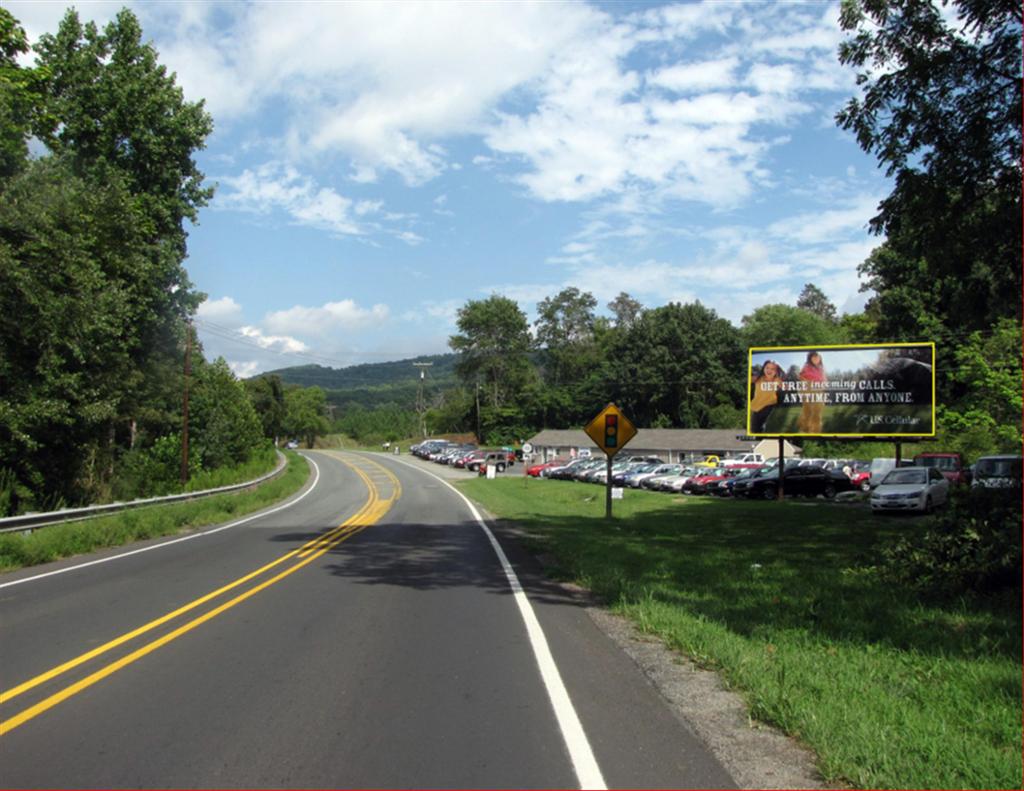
[1,451,736,789]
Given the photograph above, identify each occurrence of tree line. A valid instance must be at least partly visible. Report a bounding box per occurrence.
[0,9,331,516]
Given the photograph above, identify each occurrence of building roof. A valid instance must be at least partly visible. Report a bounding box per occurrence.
[526,428,757,453]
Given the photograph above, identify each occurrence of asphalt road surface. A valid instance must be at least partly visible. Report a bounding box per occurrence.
[1,451,736,789]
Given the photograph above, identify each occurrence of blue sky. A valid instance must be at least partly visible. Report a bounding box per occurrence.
[12,1,900,378]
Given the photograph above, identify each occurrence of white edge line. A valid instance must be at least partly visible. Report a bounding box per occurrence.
[387,455,607,791]
[0,457,321,591]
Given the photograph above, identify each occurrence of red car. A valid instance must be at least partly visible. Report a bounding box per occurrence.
[527,458,569,477]
[682,470,730,495]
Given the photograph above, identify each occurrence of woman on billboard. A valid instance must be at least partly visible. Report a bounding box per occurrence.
[749,359,783,432]
[797,351,827,433]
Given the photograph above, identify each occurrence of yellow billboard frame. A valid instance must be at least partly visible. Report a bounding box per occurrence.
[746,342,936,438]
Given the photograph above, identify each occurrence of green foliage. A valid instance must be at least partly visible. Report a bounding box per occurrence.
[878,487,1023,596]
[0,157,155,509]
[334,405,417,445]
[795,283,837,323]
[0,8,216,514]
[598,302,744,428]
[244,374,286,441]
[113,434,197,499]
[266,354,457,392]
[0,9,51,179]
[837,0,1022,334]
[740,303,844,348]
[284,386,330,447]
[35,9,213,239]
[607,292,643,328]
[190,358,264,470]
[449,294,534,410]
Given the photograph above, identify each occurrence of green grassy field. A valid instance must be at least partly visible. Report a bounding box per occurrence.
[0,452,310,571]
[457,477,1022,789]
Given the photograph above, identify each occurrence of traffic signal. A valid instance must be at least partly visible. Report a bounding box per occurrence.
[605,414,618,448]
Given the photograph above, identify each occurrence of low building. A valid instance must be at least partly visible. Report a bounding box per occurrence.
[524,428,801,464]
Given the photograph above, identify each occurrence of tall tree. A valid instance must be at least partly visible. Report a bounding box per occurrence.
[284,387,330,448]
[796,283,838,323]
[836,0,1022,335]
[0,9,49,179]
[190,358,264,469]
[740,304,844,349]
[0,8,214,511]
[449,295,534,410]
[244,374,287,442]
[597,302,744,428]
[607,292,643,329]
[535,287,598,384]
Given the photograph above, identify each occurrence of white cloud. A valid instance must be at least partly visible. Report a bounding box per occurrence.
[197,296,243,323]
[768,194,880,245]
[649,58,740,93]
[237,325,310,354]
[229,360,262,379]
[264,300,391,337]
[216,162,362,236]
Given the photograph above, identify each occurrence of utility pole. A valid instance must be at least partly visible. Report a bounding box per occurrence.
[475,381,481,443]
[181,320,192,486]
[412,362,433,438]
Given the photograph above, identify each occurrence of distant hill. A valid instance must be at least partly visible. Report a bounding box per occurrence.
[261,354,459,410]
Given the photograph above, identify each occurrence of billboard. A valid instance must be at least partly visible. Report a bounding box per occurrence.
[747,343,935,437]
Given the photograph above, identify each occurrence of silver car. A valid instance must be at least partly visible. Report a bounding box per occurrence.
[870,467,950,513]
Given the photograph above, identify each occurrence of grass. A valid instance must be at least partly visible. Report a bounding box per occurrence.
[0,452,310,572]
[457,477,1022,790]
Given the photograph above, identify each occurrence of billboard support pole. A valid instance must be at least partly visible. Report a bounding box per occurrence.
[895,441,902,467]
[777,437,785,500]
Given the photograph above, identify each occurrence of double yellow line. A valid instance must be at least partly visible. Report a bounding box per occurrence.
[0,453,401,736]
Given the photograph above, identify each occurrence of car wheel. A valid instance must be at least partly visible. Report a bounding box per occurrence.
[823,484,836,499]
[860,481,870,492]
[762,485,777,501]
[497,463,506,473]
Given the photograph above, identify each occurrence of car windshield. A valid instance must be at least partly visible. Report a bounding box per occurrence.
[916,456,956,470]
[976,458,1022,478]
[882,469,927,485]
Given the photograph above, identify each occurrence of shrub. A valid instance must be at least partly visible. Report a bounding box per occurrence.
[878,487,1022,596]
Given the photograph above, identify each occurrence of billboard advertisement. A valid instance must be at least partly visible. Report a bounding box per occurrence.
[747,343,935,437]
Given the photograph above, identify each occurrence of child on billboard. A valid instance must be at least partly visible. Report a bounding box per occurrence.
[749,359,783,432]
[797,351,827,433]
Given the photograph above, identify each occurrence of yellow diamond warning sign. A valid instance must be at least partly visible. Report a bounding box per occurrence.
[584,403,638,457]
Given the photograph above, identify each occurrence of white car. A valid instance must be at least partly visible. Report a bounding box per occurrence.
[870,467,950,513]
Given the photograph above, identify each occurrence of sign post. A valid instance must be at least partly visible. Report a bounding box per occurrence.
[584,403,638,519]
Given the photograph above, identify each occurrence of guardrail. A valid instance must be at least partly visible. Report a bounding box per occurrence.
[0,450,290,534]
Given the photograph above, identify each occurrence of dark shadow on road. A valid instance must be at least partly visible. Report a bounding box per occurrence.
[317,517,594,610]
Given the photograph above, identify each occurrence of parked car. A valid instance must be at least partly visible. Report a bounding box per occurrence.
[721,453,764,468]
[527,458,568,477]
[971,455,1023,489]
[476,451,510,474]
[871,466,950,513]
[736,465,857,500]
[682,470,730,495]
[547,459,592,480]
[711,468,759,496]
[611,463,659,487]
[630,464,681,488]
[656,467,704,492]
[914,452,971,486]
